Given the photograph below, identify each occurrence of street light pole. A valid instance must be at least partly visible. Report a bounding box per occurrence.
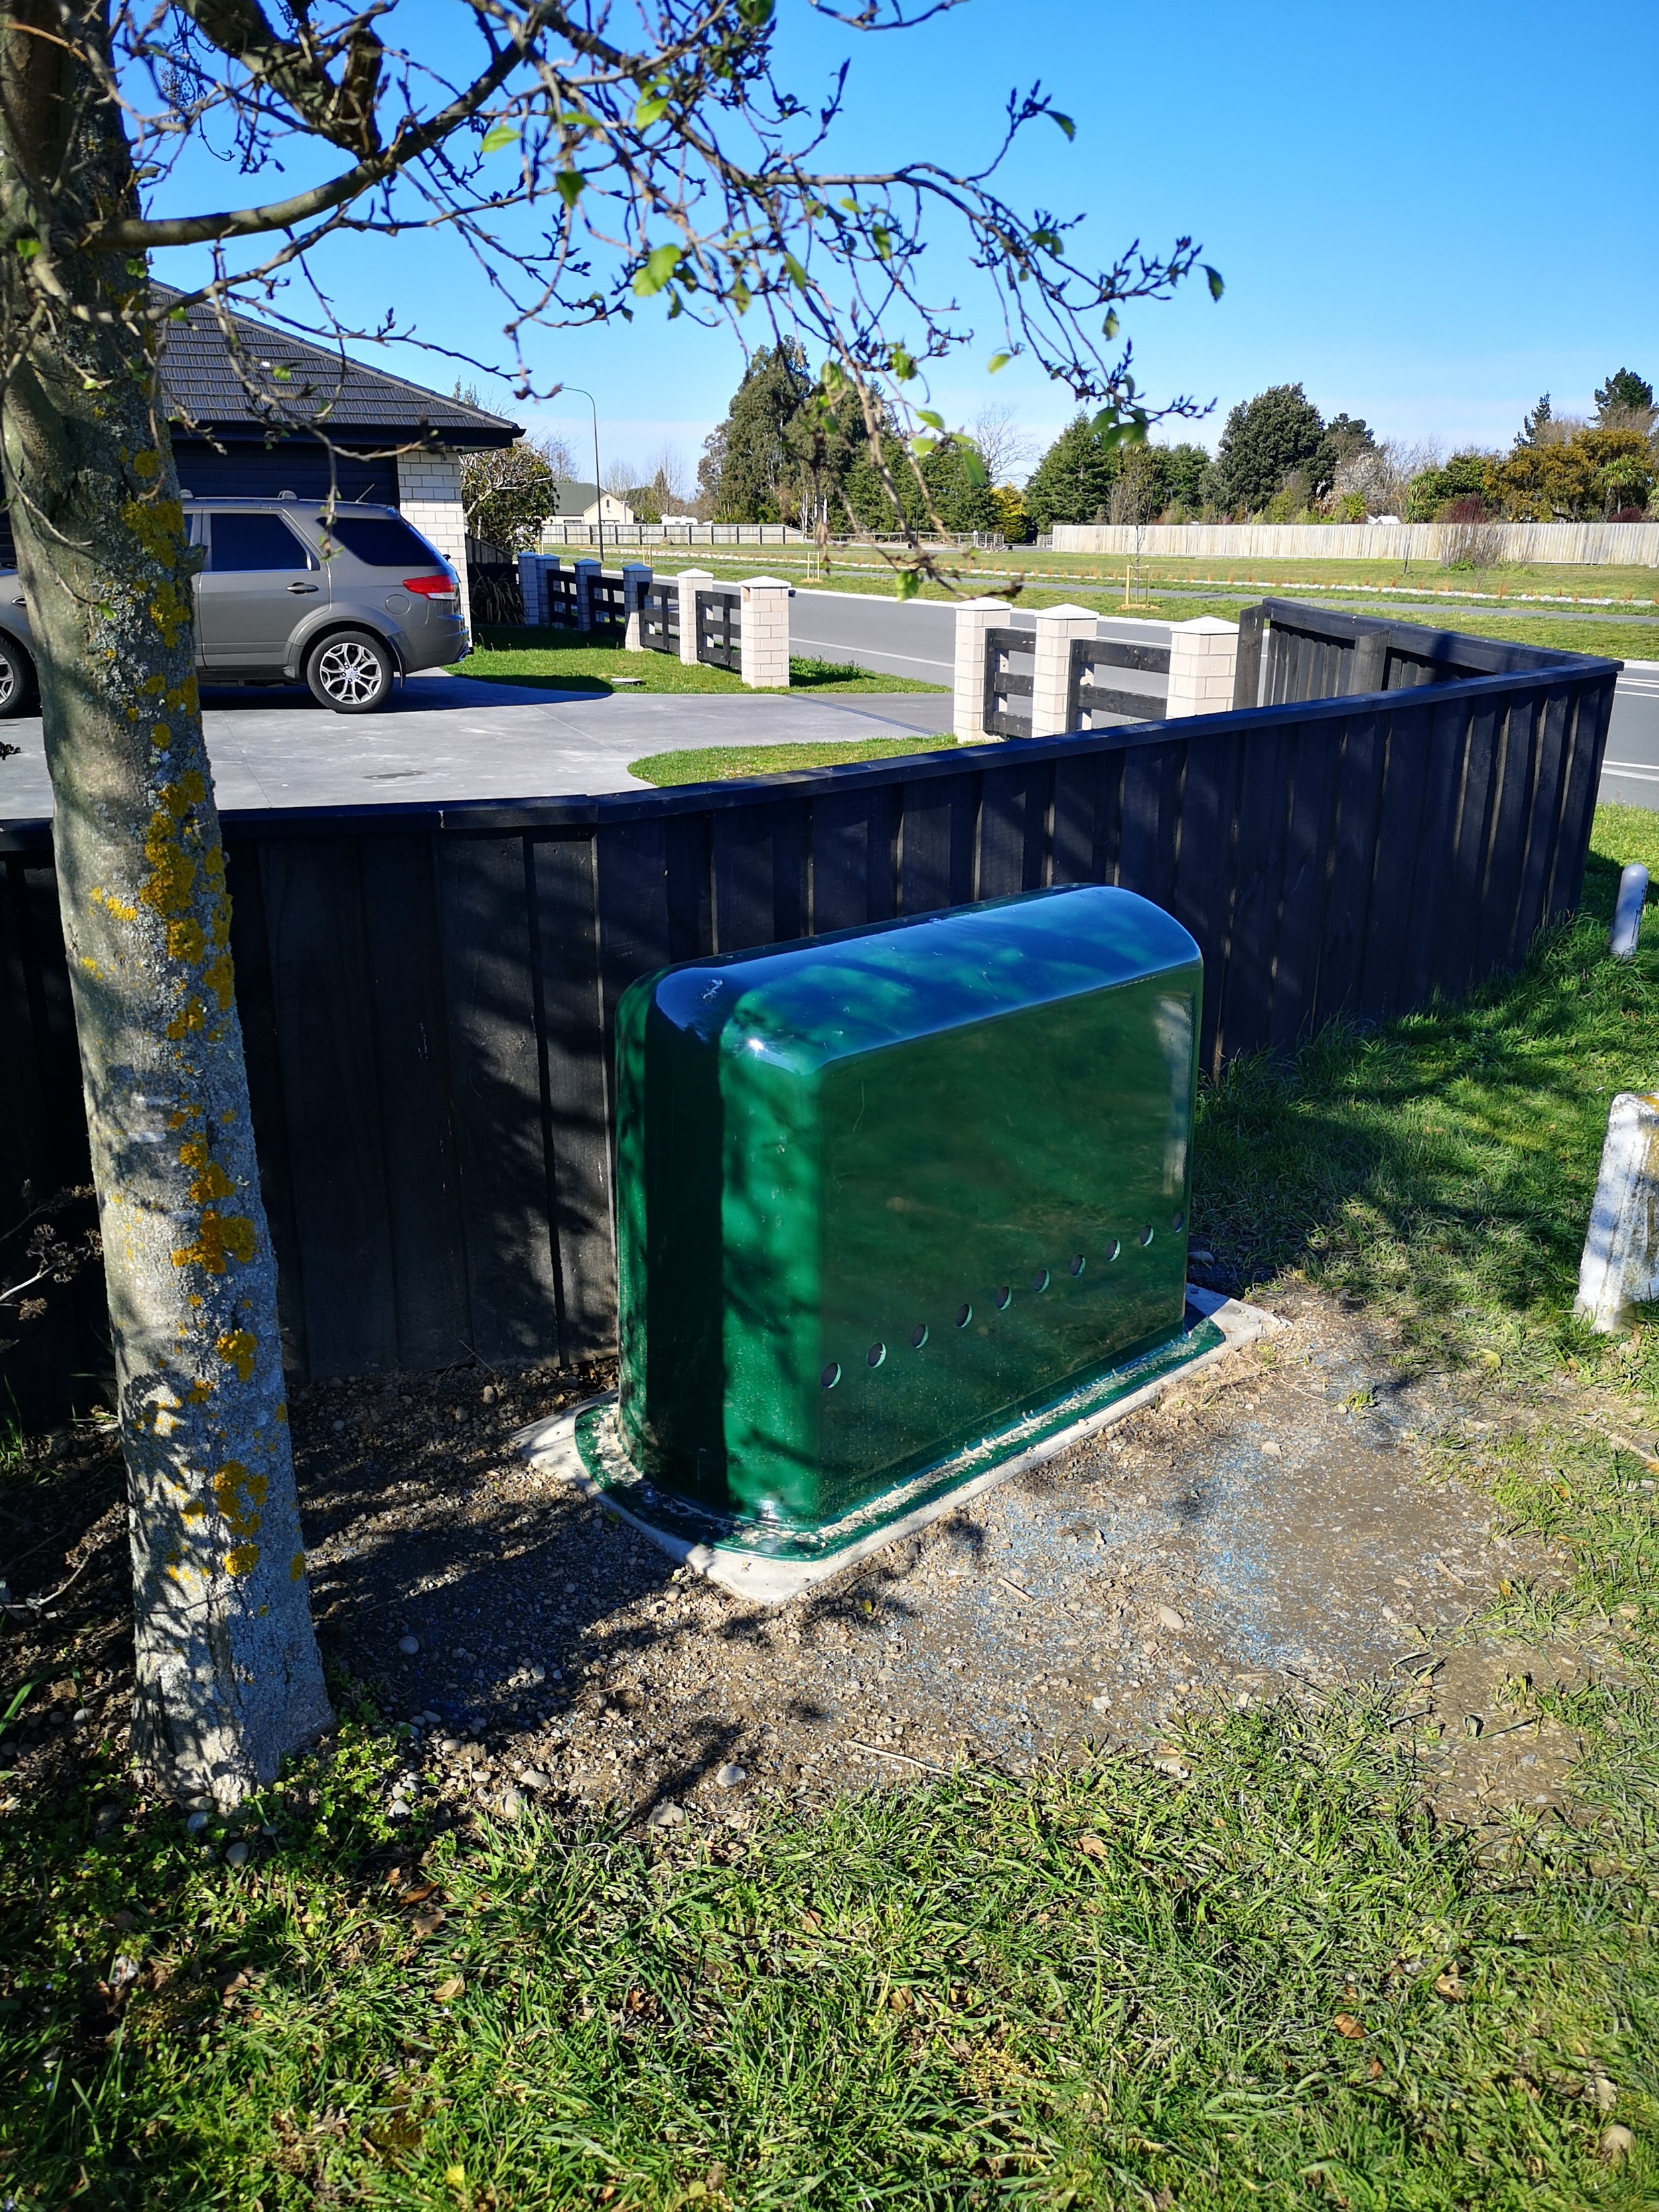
[561,385,603,557]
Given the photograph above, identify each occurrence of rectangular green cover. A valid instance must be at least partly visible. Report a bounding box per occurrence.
[615,884,1202,1533]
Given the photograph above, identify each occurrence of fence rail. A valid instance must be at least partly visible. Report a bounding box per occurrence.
[983,626,1035,737]
[0,607,1617,1400]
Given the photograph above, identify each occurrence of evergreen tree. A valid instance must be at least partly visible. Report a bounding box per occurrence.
[1023,415,1123,530]
[1212,384,1327,515]
[696,344,815,522]
[1517,393,1552,447]
[1593,368,1654,422]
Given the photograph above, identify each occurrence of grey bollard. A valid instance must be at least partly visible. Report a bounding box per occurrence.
[1611,862,1648,960]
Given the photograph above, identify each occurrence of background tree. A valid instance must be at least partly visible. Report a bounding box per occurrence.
[968,402,1036,487]
[1211,384,1327,515]
[697,343,818,522]
[461,435,575,550]
[1594,368,1654,424]
[1516,394,1553,447]
[0,0,1211,1802]
[1023,413,1122,530]
[1403,450,1494,521]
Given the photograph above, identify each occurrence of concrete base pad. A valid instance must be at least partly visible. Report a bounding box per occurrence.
[515,1288,1280,1605]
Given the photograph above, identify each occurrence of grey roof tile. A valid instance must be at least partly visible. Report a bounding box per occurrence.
[156,287,520,447]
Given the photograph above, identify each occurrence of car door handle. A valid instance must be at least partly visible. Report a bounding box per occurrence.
[288,581,321,594]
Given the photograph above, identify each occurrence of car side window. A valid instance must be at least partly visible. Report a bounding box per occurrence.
[208,513,319,573]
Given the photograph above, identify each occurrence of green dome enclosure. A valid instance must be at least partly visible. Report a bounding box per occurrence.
[611,884,1214,1550]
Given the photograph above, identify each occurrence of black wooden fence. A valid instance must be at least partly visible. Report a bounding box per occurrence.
[0,607,1619,1398]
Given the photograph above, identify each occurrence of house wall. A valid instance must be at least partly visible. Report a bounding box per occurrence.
[397,449,473,630]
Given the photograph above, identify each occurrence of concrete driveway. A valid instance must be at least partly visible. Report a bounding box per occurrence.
[0,671,959,823]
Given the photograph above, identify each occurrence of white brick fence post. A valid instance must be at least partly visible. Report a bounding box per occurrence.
[675,569,714,666]
[1031,605,1100,737]
[1165,616,1240,718]
[952,598,1013,742]
[739,576,793,688]
[517,552,555,627]
[573,557,601,633]
[622,563,653,652]
[396,449,472,629]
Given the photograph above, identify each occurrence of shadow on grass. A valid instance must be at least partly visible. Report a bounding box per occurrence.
[1191,840,1657,1366]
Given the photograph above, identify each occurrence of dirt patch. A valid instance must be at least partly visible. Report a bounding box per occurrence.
[0,1290,1624,1832]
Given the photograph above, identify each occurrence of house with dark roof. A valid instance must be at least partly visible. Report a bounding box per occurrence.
[39,290,520,628]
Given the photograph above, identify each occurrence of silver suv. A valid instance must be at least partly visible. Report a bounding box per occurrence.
[0,497,469,717]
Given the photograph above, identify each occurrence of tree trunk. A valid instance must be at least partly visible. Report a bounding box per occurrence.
[0,0,330,1802]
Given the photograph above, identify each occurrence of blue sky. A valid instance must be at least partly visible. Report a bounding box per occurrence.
[158,0,1659,484]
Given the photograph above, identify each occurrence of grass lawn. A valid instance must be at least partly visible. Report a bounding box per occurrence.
[454,628,946,695]
[5,812,1659,2207]
[629,735,960,785]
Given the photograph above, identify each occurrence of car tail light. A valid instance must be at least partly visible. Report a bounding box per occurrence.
[403,573,458,599]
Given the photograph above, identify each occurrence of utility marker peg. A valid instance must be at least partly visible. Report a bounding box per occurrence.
[1610,862,1648,960]
[1575,1092,1659,1332]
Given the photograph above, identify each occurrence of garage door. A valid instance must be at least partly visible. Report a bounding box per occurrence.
[0,442,401,570]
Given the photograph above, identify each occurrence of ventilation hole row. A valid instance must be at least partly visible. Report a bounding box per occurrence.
[820,1209,1189,1388]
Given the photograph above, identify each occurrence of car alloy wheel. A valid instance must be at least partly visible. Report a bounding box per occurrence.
[309,630,392,711]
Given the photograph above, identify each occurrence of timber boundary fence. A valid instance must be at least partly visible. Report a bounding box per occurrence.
[0,605,1619,1402]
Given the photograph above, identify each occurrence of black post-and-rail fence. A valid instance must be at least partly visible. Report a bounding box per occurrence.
[0,602,1619,1409]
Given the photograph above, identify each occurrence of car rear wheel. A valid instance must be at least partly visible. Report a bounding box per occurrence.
[305,628,394,713]
[0,631,38,719]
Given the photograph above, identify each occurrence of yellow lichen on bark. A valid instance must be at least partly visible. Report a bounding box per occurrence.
[226,1544,260,1578]
[216,1328,257,1382]
[172,1209,256,1274]
[290,1552,306,1580]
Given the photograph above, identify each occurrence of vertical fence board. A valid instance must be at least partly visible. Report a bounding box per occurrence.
[899,773,976,913]
[1474,695,1540,986]
[1355,698,1436,1021]
[1508,687,1571,963]
[1263,720,1340,1050]
[711,804,780,952]
[257,838,399,1373]
[1308,713,1387,1034]
[358,835,472,1370]
[1117,741,1183,916]
[437,835,561,1366]
[531,832,614,1359]
[1398,694,1477,1012]
[1544,680,1614,923]
[1050,753,1104,887]
[224,842,309,1376]
[1214,720,1295,1061]
[1170,731,1242,1071]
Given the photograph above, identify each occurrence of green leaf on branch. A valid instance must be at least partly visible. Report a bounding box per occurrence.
[632,243,684,297]
[894,570,922,601]
[871,224,893,261]
[555,170,585,208]
[960,450,989,488]
[909,436,939,456]
[480,122,520,154]
[889,346,917,382]
[731,275,751,315]
[782,254,809,290]
[987,352,1011,373]
[14,238,38,261]
[736,0,775,22]
[1050,110,1076,140]
[1102,309,1119,340]
[915,409,945,431]
[634,95,668,127]
[1205,264,1225,300]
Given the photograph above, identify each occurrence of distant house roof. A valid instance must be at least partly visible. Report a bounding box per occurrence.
[155,287,520,451]
[550,479,634,521]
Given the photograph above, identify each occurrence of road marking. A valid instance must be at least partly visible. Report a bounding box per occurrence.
[1603,760,1659,781]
